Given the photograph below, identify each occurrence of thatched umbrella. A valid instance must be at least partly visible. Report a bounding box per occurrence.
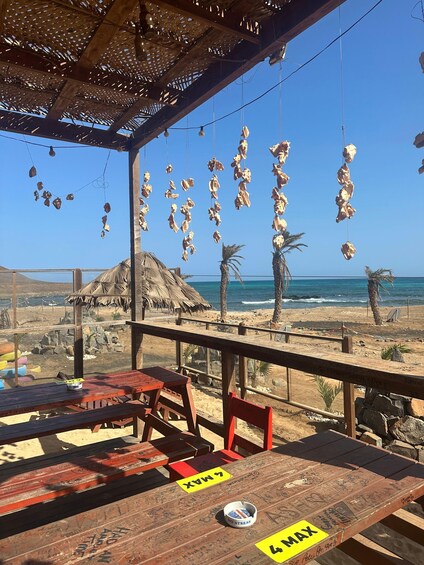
[67,253,211,314]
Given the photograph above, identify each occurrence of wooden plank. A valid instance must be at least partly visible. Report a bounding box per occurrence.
[127,321,424,399]
[0,432,211,515]
[0,401,148,444]
[73,268,84,379]
[380,508,424,546]
[47,0,138,120]
[0,109,128,149]
[129,0,346,149]
[153,0,260,43]
[333,532,414,564]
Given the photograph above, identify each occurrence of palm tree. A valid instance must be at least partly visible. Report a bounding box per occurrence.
[220,244,244,322]
[272,232,306,324]
[365,266,395,326]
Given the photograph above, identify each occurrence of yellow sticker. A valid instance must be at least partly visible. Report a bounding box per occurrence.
[256,520,328,563]
[176,466,232,493]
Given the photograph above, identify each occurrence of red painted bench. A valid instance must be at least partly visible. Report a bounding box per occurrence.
[0,401,149,445]
[0,423,212,515]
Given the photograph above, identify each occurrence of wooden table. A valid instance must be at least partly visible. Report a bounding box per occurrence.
[0,369,164,418]
[2,430,423,564]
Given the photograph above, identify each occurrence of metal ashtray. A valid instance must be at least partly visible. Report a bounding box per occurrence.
[223,501,257,528]
[66,380,83,391]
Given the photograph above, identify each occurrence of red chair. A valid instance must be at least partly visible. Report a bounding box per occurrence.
[168,392,273,481]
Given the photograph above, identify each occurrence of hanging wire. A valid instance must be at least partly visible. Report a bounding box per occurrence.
[240,74,245,128]
[338,7,347,153]
[23,135,36,167]
[278,62,283,138]
[411,0,424,21]
[212,96,216,158]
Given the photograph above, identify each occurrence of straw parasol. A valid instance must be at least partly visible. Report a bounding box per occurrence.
[67,253,211,314]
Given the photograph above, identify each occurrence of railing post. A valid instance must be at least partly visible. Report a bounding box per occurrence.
[285,333,292,402]
[221,349,236,436]
[238,323,248,399]
[342,335,355,438]
[175,315,183,372]
[12,271,19,387]
[205,322,211,377]
[73,268,83,379]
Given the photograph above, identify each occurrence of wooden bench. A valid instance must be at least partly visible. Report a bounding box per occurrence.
[0,425,213,515]
[0,401,149,445]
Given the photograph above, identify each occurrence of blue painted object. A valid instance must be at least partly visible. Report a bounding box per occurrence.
[0,379,4,390]
[0,365,27,378]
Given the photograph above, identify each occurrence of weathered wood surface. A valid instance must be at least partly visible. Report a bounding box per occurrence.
[128,321,424,398]
[0,401,148,444]
[0,370,164,418]
[0,431,211,515]
[3,431,424,564]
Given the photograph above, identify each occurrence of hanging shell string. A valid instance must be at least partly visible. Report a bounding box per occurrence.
[99,150,112,238]
[207,96,223,244]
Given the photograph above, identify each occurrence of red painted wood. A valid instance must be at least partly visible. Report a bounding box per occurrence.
[169,392,273,480]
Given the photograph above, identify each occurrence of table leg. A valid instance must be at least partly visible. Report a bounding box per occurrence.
[141,389,162,441]
[178,380,198,435]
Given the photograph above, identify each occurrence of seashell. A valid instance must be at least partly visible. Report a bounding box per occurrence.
[271,187,280,201]
[168,215,179,233]
[164,189,179,199]
[104,202,111,213]
[241,168,251,183]
[103,223,110,232]
[238,139,248,159]
[337,164,351,185]
[238,180,247,192]
[181,219,189,233]
[66,193,74,201]
[343,144,357,163]
[36,181,43,191]
[272,215,287,232]
[181,179,189,191]
[213,230,221,243]
[44,198,50,207]
[187,178,194,187]
[139,216,148,231]
[274,198,288,215]
[101,230,105,238]
[231,154,242,167]
[143,171,150,182]
[186,197,195,208]
[52,197,62,210]
[141,184,152,198]
[269,141,290,164]
[241,126,249,139]
[273,233,285,250]
[42,190,52,200]
[29,166,37,178]
[166,164,173,174]
[171,204,178,214]
[234,193,243,210]
[189,244,196,255]
[341,241,356,260]
[102,215,108,225]
[169,180,177,191]
[336,203,356,223]
[182,250,188,262]
[233,165,243,181]
[214,201,221,212]
[240,189,250,207]
[34,190,39,201]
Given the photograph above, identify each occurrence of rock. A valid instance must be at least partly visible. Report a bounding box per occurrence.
[360,432,382,447]
[372,394,404,417]
[31,346,42,354]
[355,397,365,422]
[53,346,66,355]
[40,335,51,346]
[390,416,424,445]
[386,440,417,460]
[390,393,412,403]
[407,399,424,418]
[65,345,74,356]
[113,345,124,353]
[197,374,213,386]
[391,348,405,362]
[358,423,373,434]
[365,388,378,405]
[362,408,389,437]
[417,446,424,463]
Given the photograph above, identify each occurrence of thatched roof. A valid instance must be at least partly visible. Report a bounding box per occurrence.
[67,253,210,313]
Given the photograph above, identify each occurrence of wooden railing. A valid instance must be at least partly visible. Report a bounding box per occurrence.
[128,320,424,440]
[176,316,352,425]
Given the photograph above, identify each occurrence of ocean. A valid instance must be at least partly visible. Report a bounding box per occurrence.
[1,277,423,313]
[190,277,424,312]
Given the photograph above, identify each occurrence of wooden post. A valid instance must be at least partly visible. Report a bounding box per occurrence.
[221,349,236,436]
[205,322,211,377]
[285,333,292,402]
[342,335,355,438]
[238,323,248,399]
[73,269,83,379]
[129,147,143,370]
[12,271,18,387]
[176,315,183,372]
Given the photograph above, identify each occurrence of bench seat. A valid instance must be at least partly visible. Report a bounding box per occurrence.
[0,401,149,445]
[0,431,212,515]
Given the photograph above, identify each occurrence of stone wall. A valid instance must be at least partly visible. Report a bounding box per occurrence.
[356,389,424,462]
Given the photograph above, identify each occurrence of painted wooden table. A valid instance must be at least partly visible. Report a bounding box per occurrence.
[0,369,164,418]
[2,430,424,564]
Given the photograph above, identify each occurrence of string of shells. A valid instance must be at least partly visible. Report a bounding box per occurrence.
[139,171,152,232]
[179,176,195,260]
[336,144,357,260]
[164,163,181,233]
[232,126,252,209]
[100,202,111,238]
[30,166,75,214]
[207,157,224,243]
[270,141,290,251]
[182,230,196,262]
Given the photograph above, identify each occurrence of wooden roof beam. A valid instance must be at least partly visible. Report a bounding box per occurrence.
[0,109,129,150]
[0,44,181,107]
[47,0,139,121]
[152,0,260,44]
[130,0,346,150]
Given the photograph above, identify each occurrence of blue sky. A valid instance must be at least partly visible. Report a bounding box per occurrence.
[1,0,423,282]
